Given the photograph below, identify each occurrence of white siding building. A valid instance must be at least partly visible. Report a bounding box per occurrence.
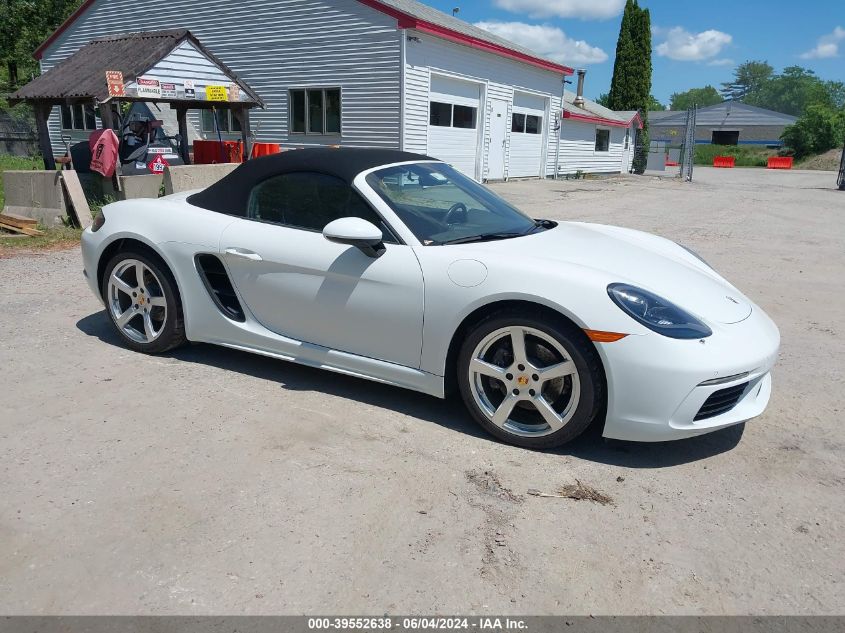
[35,0,576,180]
[35,1,644,180]
[558,91,642,176]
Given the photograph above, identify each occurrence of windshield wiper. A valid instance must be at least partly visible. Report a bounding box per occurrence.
[438,232,526,245]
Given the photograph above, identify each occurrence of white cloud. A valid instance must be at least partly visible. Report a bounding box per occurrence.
[800,26,845,59]
[655,27,733,61]
[493,0,625,20]
[707,58,735,67]
[475,21,609,64]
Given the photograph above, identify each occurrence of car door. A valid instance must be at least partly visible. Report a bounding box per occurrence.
[219,171,425,369]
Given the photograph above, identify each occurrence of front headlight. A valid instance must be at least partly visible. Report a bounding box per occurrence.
[607,283,712,339]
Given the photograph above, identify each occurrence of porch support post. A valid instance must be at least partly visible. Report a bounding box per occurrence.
[175,105,192,164]
[233,107,252,160]
[34,102,56,170]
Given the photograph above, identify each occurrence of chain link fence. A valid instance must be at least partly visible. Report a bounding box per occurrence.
[637,106,697,181]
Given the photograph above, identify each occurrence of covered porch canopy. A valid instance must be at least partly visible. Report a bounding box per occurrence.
[10,28,264,170]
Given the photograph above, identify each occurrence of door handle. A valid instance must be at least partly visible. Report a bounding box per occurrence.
[225,247,263,262]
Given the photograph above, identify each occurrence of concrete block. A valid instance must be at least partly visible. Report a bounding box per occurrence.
[1,170,67,226]
[163,163,239,195]
[119,174,164,200]
[2,205,65,227]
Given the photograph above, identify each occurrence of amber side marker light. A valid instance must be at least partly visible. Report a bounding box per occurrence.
[584,329,628,343]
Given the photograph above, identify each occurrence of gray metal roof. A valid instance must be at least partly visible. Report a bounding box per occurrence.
[649,101,798,127]
[563,91,638,125]
[648,110,675,122]
[376,0,567,71]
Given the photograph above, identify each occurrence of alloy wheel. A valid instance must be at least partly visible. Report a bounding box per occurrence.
[106,258,168,344]
[468,325,581,437]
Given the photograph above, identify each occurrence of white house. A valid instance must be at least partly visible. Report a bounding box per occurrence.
[558,82,643,176]
[35,0,579,181]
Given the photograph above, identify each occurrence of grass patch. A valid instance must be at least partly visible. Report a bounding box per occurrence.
[0,225,82,254]
[694,144,778,167]
[0,154,46,209]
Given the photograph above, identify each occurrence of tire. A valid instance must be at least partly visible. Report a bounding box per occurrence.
[457,311,604,449]
[101,249,186,354]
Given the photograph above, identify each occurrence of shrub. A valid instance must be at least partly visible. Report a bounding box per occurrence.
[694,144,775,167]
[781,105,845,159]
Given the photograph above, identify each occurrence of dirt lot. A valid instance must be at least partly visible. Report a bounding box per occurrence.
[1,167,843,615]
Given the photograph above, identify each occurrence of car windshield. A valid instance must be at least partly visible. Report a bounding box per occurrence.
[365,162,541,245]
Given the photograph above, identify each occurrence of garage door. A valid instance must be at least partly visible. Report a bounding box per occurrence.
[428,75,481,178]
[509,91,547,178]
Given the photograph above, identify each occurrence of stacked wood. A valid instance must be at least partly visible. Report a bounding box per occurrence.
[0,213,45,237]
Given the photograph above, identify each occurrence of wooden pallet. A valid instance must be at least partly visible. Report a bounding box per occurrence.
[0,213,44,236]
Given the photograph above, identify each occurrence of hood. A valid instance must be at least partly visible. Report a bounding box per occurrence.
[464,222,752,325]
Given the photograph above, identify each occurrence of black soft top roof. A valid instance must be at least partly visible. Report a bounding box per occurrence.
[187,147,436,216]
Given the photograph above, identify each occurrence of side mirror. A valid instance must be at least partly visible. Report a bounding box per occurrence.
[323,217,385,258]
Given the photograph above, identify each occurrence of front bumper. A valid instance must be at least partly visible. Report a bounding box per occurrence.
[599,307,780,442]
[81,227,106,303]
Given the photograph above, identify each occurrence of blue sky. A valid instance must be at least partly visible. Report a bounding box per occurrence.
[424,0,845,106]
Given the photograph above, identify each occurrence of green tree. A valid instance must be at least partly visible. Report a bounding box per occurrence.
[746,66,835,116]
[598,92,663,111]
[669,85,722,111]
[781,104,845,158]
[646,95,665,111]
[607,0,652,173]
[0,0,82,89]
[720,60,774,101]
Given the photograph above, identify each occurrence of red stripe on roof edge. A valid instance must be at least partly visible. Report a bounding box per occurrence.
[410,21,572,75]
[35,0,572,75]
[563,110,643,129]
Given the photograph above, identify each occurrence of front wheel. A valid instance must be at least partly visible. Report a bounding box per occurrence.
[101,250,186,354]
[457,313,604,449]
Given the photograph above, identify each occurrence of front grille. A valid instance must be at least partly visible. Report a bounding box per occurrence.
[694,382,749,421]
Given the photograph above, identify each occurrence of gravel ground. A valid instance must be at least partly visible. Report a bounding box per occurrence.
[1,167,843,615]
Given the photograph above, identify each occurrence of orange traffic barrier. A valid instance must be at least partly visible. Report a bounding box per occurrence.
[713,156,735,168]
[193,140,243,164]
[250,142,281,158]
[767,156,793,170]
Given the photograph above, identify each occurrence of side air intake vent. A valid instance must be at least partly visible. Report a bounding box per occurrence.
[195,254,246,322]
[694,382,749,421]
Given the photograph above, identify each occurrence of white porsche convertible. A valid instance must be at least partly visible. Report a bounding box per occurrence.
[82,148,779,448]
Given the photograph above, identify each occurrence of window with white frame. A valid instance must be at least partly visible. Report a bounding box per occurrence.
[60,104,97,131]
[429,102,478,129]
[511,113,542,134]
[290,88,341,134]
[201,109,242,134]
[595,128,611,152]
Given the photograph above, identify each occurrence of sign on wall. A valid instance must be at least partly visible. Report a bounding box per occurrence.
[106,70,125,97]
[183,79,195,99]
[160,82,177,99]
[228,84,240,102]
[136,78,162,98]
[205,85,227,101]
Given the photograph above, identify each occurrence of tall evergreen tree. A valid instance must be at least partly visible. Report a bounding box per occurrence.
[607,0,652,173]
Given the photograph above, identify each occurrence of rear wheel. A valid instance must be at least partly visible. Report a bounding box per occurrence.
[101,250,186,353]
[458,312,603,449]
